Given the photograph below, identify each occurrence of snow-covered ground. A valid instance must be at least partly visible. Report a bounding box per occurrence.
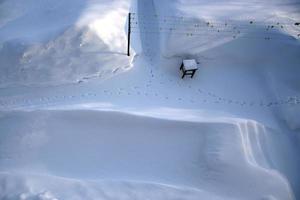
[1,0,300,200]
[0,0,133,87]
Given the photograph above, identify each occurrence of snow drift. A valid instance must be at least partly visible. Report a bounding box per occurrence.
[0,110,296,200]
[0,0,133,87]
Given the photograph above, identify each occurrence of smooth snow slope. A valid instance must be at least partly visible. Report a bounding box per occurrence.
[0,110,295,200]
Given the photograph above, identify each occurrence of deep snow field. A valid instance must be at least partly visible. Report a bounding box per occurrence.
[1,0,300,200]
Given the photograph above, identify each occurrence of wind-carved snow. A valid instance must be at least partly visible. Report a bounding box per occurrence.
[0,0,300,199]
[0,111,295,200]
[0,0,133,87]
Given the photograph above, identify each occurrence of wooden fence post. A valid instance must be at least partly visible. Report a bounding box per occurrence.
[127,12,131,56]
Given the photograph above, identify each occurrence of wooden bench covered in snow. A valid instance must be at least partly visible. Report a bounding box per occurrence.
[180,59,198,79]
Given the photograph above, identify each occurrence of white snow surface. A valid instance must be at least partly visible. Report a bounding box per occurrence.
[1,0,300,200]
[153,0,300,57]
[0,110,297,200]
[0,0,133,87]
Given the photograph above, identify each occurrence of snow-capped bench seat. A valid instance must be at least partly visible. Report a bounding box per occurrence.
[180,59,198,79]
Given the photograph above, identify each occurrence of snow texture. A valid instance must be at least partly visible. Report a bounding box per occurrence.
[0,0,300,199]
[0,0,133,87]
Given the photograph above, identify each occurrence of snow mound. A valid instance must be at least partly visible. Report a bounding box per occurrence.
[0,0,133,87]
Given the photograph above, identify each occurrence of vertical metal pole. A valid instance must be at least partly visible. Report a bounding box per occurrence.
[127,12,131,56]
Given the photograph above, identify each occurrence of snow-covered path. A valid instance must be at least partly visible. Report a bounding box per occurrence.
[136,0,160,64]
[1,0,300,119]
